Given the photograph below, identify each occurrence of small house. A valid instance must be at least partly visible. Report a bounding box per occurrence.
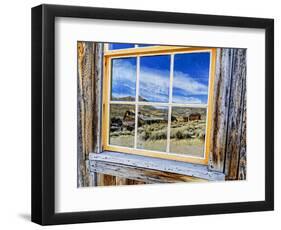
[189,113,201,121]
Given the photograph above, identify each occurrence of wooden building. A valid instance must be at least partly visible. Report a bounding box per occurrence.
[188,113,201,121]
[77,42,247,187]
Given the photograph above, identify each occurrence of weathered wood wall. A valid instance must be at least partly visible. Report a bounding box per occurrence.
[78,44,247,186]
[77,41,103,187]
[209,48,247,180]
[97,174,146,186]
[93,161,207,184]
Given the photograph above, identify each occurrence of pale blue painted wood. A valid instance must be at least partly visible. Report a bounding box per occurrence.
[89,151,225,181]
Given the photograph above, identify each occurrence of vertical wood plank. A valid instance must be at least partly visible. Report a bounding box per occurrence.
[77,41,94,187]
[97,174,116,186]
[209,48,233,172]
[127,179,146,185]
[93,43,103,154]
[96,173,105,186]
[238,87,247,180]
[224,49,247,179]
[238,59,247,180]
[77,41,104,187]
[103,175,116,186]
[92,43,104,186]
[115,176,128,185]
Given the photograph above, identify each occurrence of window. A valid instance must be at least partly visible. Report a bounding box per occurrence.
[102,45,216,164]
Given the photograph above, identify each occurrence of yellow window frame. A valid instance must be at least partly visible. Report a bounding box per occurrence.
[102,45,216,165]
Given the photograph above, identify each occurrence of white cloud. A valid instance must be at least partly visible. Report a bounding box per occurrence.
[111,59,208,103]
[139,67,169,102]
[112,59,136,83]
[172,96,204,104]
[173,71,208,95]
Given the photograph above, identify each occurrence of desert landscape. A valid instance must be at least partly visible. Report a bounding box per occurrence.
[109,104,206,157]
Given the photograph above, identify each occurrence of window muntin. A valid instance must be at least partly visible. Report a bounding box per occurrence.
[103,46,215,165]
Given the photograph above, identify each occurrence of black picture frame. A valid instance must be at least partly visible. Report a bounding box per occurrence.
[31,4,274,225]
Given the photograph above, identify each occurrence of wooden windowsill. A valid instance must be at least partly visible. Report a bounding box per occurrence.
[89,151,225,182]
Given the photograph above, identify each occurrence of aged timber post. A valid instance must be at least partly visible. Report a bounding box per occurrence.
[224,48,247,179]
[77,41,103,187]
[209,48,233,172]
[209,48,247,180]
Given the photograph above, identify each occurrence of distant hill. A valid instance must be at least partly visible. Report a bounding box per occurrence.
[138,96,148,102]
[111,95,148,102]
[112,96,135,101]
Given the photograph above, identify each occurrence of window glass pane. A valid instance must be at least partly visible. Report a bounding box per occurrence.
[170,107,206,157]
[108,43,135,50]
[139,55,170,102]
[137,44,155,47]
[137,105,168,152]
[173,52,210,104]
[109,104,135,148]
[111,58,137,101]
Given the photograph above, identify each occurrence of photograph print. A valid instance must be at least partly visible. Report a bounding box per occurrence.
[77,42,247,187]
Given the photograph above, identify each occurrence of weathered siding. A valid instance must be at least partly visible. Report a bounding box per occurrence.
[238,72,247,180]
[89,151,225,181]
[92,161,207,184]
[224,49,247,179]
[93,43,103,154]
[209,48,247,180]
[209,48,233,172]
[96,174,146,186]
[77,41,103,187]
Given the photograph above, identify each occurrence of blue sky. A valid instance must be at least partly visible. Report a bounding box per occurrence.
[139,55,170,102]
[109,43,155,49]
[111,57,136,101]
[109,43,135,50]
[110,47,210,104]
[173,52,210,103]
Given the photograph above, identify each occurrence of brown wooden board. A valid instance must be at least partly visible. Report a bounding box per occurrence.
[224,49,247,179]
[209,48,233,172]
[77,41,103,187]
[92,161,207,184]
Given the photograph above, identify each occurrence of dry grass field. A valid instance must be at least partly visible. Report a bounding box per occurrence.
[109,104,206,157]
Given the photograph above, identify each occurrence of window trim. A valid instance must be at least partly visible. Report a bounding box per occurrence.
[89,151,225,181]
[102,46,216,165]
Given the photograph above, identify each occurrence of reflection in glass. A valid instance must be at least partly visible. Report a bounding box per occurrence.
[170,107,207,157]
[137,44,155,47]
[139,55,170,102]
[137,105,168,152]
[108,43,135,50]
[109,104,135,148]
[173,52,210,104]
[111,58,137,101]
